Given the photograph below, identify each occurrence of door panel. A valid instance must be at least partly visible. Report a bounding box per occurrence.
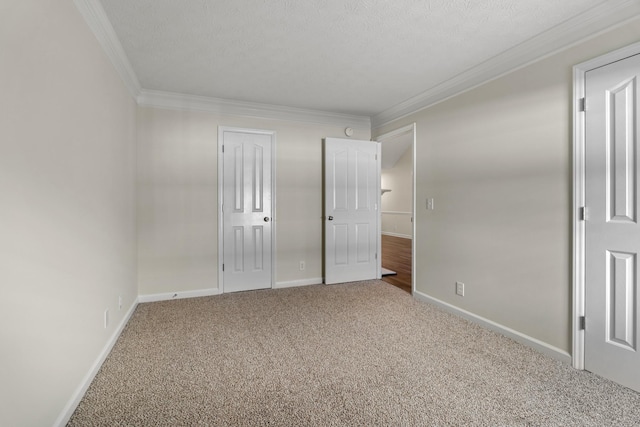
[585,53,640,392]
[607,250,636,350]
[608,77,636,222]
[222,130,273,293]
[325,138,380,285]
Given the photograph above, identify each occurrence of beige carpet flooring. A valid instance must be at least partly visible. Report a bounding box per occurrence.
[69,281,640,426]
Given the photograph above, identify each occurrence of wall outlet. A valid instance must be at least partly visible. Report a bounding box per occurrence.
[104,309,109,329]
[455,281,465,297]
[299,261,306,271]
[118,296,122,311]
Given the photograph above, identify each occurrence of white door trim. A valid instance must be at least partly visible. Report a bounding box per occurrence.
[218,126,276,294]
[376,123,416,294]
[573,41,640,370]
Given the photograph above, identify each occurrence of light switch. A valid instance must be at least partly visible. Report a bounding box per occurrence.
[427,198,434,210]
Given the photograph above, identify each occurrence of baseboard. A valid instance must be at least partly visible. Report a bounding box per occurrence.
[138,288,221,303]
[54,299,138,427]
[413,290,572,364]
[381,231,412,239]
[274,278,323,289]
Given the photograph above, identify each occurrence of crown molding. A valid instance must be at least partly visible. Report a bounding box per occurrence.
[372,0,640,129]
[75,0,640,131]
[73,0,141,99]
[72,0,370,129]
[137,89,372,129]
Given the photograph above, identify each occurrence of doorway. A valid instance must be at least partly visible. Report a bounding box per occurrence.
[376,124,416,294]
[574,43,640,392]
[218,127,275,293]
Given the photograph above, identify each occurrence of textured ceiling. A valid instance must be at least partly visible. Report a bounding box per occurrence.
[99,0,608,116]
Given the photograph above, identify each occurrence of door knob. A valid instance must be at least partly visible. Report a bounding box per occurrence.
[328,216,334,221]
[264,217,270,222]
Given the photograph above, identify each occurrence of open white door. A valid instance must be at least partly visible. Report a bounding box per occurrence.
[220,128,274,293]
[324,138,380,285]
[583,53,640,392]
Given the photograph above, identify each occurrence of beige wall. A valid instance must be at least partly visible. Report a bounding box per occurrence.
[381,146,413,237]
[375,19,640,354]
[0,1,137,425]
[136,107,370,295]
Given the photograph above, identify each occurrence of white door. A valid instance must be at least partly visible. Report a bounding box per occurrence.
[324,138,380,285]
[221,128,274,293]
[585,53,640,392]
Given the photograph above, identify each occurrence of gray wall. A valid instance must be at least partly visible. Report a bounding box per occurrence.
[375,18,640,354]
[136,107,370,296]
[1,0,137,425]
[381,146,413,238]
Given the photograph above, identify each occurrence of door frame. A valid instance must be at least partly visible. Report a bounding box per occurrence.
[572,41,640,370]
[217,126,276,294]
[375,123,416,293]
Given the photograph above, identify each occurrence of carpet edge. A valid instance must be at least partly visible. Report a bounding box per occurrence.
[53,298,139,427]
[413,290,572,364]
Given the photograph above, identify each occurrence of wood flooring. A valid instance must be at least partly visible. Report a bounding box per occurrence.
[381,234,412,293]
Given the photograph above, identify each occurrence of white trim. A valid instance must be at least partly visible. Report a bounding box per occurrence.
[274,278,323,289]
[413,291,572,364]
[54,299,138,427]
[573,59,588,372]
[372,1,640,129]
[218,127,277,294]
[572,40,640,371]
[411,125,416,294]
[381,231,412,240]
[138,89,371,129]
[376,123,416,294]
[138,288,221,303]
[72,0,141,99]
[218,128,225,295]
[72,2,371,128]
[375,124,416,142]
[381,211,412,215]
[377,142,382,279]
[74,0,640,129]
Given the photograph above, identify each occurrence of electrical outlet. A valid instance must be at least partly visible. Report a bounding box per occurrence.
[299,261,306,271]
[118,296,122,311]
[455,281,465,296]
[104,309,109,329]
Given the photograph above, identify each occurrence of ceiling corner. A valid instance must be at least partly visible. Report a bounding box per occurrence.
[371,0,640,130]
[137,89,372,129]
[73,0,141,99]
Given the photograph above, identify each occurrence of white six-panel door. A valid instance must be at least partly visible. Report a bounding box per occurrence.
[585,53,640,392]
[324,138,380,285]
[221,128,274,293]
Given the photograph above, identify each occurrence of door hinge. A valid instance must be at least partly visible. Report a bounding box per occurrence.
[580,206,588,221]
[579,315,586,330]
[375,253,378,260]
[222,264,224,272]
[579,97,586,112]
[222,145,224,153]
